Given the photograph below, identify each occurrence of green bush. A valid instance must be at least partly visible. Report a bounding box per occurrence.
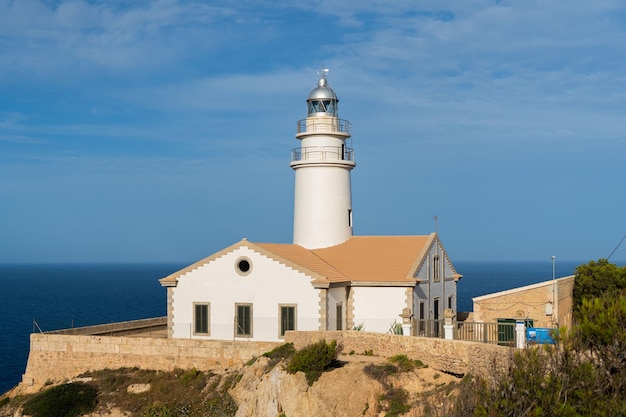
[389,355,428,372]
[573,258,626,319]
[285,339,339,385]
[142,404,173,417]
[21,382,97,417]
[436,292,626,417]
[383,387,411,417]
[262,343,296,369]
[364,363,398,386]
[180,367,206,389]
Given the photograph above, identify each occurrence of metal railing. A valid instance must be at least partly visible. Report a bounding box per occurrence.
[36,317,168,337]
[291,146,354,162]
[454,321,517,346]
[296,118,351,134]
[411,319,519,346]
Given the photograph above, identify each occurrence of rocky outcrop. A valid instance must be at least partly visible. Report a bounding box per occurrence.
[230,354,457,417]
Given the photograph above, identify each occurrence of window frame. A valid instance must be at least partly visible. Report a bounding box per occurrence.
[433,254,440,282]
[336,303,343,331]
[193,302,210,336]
[235,303,253,338]
[279,304,297,338]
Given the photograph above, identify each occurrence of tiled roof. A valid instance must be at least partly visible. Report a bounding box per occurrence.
[160,234,436,287]
[312,235,433,284]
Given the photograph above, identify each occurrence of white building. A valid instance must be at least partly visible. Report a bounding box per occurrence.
[160,71,461,341]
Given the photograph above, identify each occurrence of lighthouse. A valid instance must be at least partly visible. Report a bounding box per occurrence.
[291,69,355,249]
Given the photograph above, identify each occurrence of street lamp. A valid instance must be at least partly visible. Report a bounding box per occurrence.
[552,256,557,326]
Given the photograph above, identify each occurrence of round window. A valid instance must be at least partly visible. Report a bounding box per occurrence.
[236,257,252,276]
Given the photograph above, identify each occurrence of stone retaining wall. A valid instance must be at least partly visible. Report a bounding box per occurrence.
[19,334,280,394]
[17,329,513,395]
[285,330,513,376]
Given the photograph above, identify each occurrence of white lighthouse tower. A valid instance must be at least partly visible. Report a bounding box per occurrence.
[291,69,355,249]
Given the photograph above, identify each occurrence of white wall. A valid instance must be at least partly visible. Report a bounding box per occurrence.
[352,287,407,334]
[171,246,320,342]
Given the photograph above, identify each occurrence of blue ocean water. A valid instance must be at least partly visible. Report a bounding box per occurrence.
[0,263,184,395]
[0,260,588,394]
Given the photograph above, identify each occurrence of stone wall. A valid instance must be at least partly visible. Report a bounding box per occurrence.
[285,330,513,377]
[18,329,514,395]
[473,276,575,328]
[19,334,280,394]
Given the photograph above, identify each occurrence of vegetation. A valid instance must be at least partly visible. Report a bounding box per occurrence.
[21,382,97,417]
[261,342,296,369]
[364,355,430,417]
[285,339,341,385]
[389,322,403,335]
[389,354,428,372]
[572,258,626,318]
[424,270,626,416]
[9,367,242,417]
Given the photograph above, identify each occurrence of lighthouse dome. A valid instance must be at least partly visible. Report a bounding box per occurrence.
[308,77,338,101]
[307,76,338,117]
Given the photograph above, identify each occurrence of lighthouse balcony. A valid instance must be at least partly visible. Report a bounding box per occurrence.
[296,118,351,138]
[291,146,354,163]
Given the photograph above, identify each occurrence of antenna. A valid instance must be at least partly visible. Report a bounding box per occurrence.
[433,215,439,235]
[317,66,329,79]
[607,234,626,260]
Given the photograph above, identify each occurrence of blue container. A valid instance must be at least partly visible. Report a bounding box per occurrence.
[526,328,556,345]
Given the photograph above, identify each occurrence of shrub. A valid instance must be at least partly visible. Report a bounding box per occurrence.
[204,393,238,417]
[21,382,97,417]
[573,258,626,319]
[384,387,411,417]
[389,355,428,372]
[364,355,430,415]
[262,343,296,369]
[142,404,173,417]
[285,339,339,385]
[438,292,626,417]
[364,363,398,386]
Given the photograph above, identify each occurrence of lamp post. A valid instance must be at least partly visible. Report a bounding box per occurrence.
[552,256,557,327]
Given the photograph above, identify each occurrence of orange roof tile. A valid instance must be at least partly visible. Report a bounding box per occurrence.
[161,235,436,287]
[311,235,433,284]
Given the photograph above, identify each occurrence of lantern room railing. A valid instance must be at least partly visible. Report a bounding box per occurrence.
[291,146,354,162]
[296,118,351,134]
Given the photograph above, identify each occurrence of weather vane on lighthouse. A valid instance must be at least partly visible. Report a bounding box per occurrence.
[316,66,330,79]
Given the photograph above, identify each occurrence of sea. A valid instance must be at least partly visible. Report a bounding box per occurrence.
[0,260,595,394]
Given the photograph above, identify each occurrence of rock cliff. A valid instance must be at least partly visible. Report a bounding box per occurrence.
[231,354,457,417]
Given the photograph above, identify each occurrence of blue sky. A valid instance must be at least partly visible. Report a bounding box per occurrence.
[1,0,625,264]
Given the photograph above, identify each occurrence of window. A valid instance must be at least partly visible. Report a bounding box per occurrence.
[336,303,343,330]
[433,298,440,337]
[448,296,453,310]
[279,305,296,337]
[348,209,352,227]
[235,304,252,337]
[235,257,252,276]
[433,255,440,282]
[194,303,209,335]
[418,301,425,335]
